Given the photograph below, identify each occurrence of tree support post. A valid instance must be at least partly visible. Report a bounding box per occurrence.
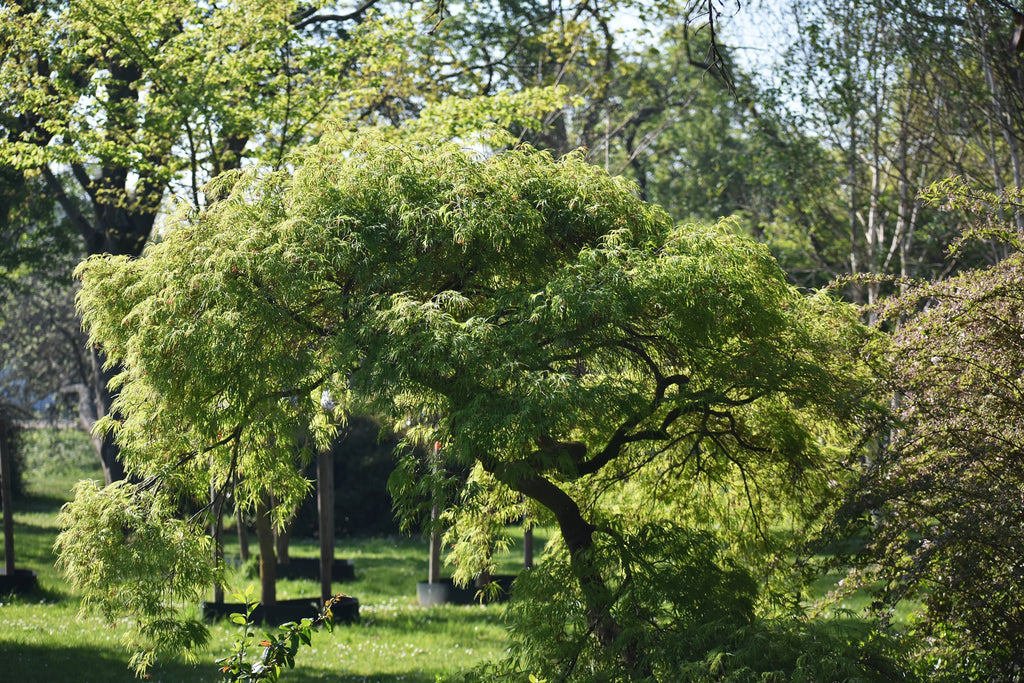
[210,480,224,603]
[428,442,442,584]
[254,495,277,606]
[1,414,15,574]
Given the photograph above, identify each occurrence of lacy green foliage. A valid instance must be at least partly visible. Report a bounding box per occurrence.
[73,126,884,676]
[454,523,911,683]
[216,589,341,682]
[386,442,462,534]
[73,126,667,511]
[54,480,216,676]
[847,181,1024,680]
[679,616,914,683]
[400,87,577,141]
[440,464,526,588]
[508,523,757,681]
[71,125,669,665]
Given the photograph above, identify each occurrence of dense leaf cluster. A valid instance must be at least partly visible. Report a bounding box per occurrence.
[54,480,216,668]
[461,523,911,682]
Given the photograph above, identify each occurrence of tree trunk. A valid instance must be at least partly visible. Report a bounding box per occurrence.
[237,512,250,562]
[234,475,249,562]
[44,163,157,484]
[523,519,534,569]
[58,298,135,485]
[428,442,441,584]
[210,481,224,603]
[317,449,335,605]
[61,372,124,486]
[254,496,277,606]
[491,464,646,677]
[274,517,294,565]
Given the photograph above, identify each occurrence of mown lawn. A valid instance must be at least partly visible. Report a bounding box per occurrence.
[2,429,908,682]
[0,429,532,683]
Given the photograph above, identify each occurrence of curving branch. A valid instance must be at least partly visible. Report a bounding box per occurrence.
[293,0,392,29]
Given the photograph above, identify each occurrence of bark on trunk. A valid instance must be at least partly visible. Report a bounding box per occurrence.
[490,464,646,676]
[44,163,158,485]
[90,348,128,484]
[523,520,534,569]
[210,482,224,603]
[237,512,250,562]
[1,415,16,574]
[234,476,249,562]
[274,518,294,565]
[428,442,442,583]
[255,496,277,606]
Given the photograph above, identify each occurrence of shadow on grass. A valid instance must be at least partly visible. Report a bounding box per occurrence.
[0,581,69,605]
[14,488,75,516]
[0,642,216,683]
[0,641,442,683]
[3,518,77,602]
[11,519,58,556]
[295,672,437,683]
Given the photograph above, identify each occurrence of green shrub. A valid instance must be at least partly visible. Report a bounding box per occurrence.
[453,523,916,683]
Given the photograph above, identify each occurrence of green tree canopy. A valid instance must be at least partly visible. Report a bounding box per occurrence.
[729,0,1024,300]
[67,125,889,677]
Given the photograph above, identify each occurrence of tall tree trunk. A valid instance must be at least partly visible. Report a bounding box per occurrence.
[523,510,534,569]
[274,517,294,565]
[43,162,158,484]
[1,414,16,574]
[211,481,224,603]
[90,348,127,484]
[234,475,250,562]
[237,511,250,563]
[428,442,442,584]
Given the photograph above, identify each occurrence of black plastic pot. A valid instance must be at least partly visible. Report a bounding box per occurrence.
[0,568,38,595]
[201,595,360,625]
[274,557,356,581]
[416,575,516,606]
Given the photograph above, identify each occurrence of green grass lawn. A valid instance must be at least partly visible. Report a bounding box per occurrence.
[0,429,529,682]
[1,429,916,682]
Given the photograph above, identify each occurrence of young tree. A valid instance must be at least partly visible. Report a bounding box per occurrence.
[63,124,890,676]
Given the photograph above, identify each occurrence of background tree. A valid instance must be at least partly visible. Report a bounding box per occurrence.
[730,0,1024,297]
[430,0,752,213]
[0,0,457,482]
[0,165,89,430]
[571,18,752,218]
[63,123,897,677]
[1,0,741,484]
